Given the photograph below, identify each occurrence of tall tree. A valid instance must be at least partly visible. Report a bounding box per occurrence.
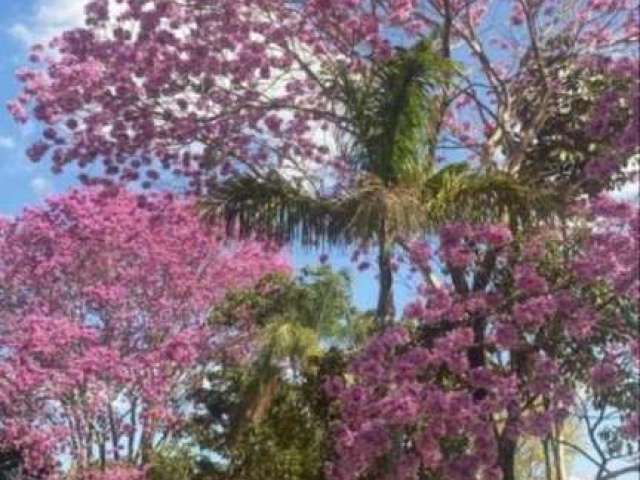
[0,188,286,478]
[12,1,636,324]
[190,266,365,478]
[327,196,639,480]
[11,0,637,189]
[202,40,541,325]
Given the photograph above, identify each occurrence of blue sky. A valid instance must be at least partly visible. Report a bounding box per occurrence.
[0,0,85,214]
[0,2,636,479]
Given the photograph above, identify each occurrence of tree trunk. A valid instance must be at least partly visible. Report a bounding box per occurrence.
[99,440,106,471]
[498,435,517,480]
[128,398,137,462]
[498,405,521,480]
[108,402,120,461]
[468,249,495,395]
[139,415,151,465]
[376,222,395,327]
[543,437,553,480]
[467,313,488,401]
[553,422,567,480]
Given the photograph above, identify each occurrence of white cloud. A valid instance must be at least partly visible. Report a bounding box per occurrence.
[0,136,16,149]
[8,24,35,46]
[30,176,53,197]
[10,0,87,46]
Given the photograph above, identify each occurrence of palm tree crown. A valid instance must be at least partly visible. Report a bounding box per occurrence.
[201,40,545,325]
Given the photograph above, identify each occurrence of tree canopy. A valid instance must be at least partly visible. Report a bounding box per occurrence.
[0,188,286,477]
[3,1,639,479]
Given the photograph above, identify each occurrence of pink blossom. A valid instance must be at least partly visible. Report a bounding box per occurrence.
[475,224,513,248]
[514,264,548,295]
[590,362,619,390]
[0,187,287,476]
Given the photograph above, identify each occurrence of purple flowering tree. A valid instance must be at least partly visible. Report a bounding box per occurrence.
[6,1,640,480]
[327,196,639,480]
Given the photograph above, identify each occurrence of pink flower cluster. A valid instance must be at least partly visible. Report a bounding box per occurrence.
[9,1,637,194]
[329,201,638,479]
[79,465,145,480]
[0,187,288,477]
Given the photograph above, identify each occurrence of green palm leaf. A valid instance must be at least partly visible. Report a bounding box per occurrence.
[201,165,549,246]
[202,39,559,325]
[336,39,456,183]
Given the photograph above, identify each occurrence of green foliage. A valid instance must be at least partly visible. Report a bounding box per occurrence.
[147,446,200,480]
[334,39,457,183]
[201,156,545,247]
[514,51,637,197]
[221,346,349,480]
[191,267,362,479]
[211,266,357,346]
[226,383,327,480]
[515,421,582,480]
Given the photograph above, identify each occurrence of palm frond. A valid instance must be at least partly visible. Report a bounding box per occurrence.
[201,169,454,246]
[370,40,455,182]
[200,171,350,246]
[336,39,457,183]
[423,166,560,227]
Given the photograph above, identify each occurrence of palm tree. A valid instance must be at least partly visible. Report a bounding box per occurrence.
[197,267,366,445]
[201,40,545,327]
[190,267,371,478]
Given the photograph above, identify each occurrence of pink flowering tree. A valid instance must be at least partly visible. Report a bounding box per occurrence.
[9,0,638,194]
[0,187,288,478]
[8,0,638,330]
[6,1,640,479]
[326,195,639,480]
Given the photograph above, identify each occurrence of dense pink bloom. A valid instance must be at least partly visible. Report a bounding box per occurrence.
[513,295,557,329]
[82,466,145,480]
[474,225,513,248]
[0,187,288,477]
[514,264,548,295]
[10,0,636,196]
[621,412,640,440]
[590,362,620,390]
[406,240,432,272]
[330,204,638,479]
